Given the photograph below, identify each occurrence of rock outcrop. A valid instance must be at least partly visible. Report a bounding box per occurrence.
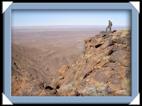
[12,29,131,96]
[56,30,131,96]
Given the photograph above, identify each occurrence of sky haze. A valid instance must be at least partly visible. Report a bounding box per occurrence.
[12,10,130,27]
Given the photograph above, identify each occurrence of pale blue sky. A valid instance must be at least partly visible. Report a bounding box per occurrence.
[12,10,130,27]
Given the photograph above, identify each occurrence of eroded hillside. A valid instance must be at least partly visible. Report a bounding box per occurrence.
[12,29,131,96]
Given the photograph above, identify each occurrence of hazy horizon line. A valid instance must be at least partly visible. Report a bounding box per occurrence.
[12,25,130,27]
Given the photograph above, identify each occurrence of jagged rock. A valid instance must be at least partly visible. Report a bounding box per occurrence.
[57,30,130,96]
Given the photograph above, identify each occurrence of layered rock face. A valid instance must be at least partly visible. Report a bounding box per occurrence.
[55,30,131,96]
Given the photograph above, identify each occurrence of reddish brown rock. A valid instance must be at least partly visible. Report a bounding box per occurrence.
[57,30,131,96]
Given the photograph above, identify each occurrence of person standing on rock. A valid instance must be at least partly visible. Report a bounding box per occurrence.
[106,20,112,32]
